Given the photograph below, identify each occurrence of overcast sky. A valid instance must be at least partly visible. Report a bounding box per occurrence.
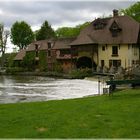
[0,0,138,52]
[0,0,138,30]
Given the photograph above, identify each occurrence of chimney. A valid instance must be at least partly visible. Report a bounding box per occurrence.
[113,9,118,17]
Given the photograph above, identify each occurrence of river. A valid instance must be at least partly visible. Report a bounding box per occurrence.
[0,75,102,104]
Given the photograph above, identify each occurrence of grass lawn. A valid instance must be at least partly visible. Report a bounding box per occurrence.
[0,89,140,138]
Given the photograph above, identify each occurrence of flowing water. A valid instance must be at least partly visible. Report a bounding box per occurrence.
[0,75,101,104]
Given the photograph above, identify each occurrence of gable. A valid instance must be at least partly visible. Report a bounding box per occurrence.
[109,20,122,37]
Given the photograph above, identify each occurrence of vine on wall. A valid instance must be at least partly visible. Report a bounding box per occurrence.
[39,50,48,71]
[23,51,36,71]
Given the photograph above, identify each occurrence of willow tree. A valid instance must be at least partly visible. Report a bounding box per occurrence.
[0,23,10,67]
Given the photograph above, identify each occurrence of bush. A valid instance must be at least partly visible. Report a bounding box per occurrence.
[6,67,26,74]
[23,51,36,71]
[39,50,48,71]
[53,61,63,73]
[69,68,92,79]
[0,53,17,68]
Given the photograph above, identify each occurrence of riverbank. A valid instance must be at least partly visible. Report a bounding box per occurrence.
[0,67,95,79]
[0,71,72,79]
[0,89,140,138]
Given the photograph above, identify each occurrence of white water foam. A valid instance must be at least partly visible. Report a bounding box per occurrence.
[0,77,104,103]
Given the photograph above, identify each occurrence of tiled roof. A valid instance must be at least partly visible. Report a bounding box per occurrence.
[14,49,26,60]
[52,38,75,50]
[26,38,75,51]
[26,40,52,51]
[70,15,140,45]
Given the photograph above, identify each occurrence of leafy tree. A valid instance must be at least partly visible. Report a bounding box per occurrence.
[76,22,91,31]
[11,21,34,50]
[120,2,140,22]
[55,27,77,38]
[0,23,10,67]
[36,20,55,41]
[55,22,90,38]
[4,52,16,67]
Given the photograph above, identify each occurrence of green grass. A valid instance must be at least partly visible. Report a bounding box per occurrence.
[0,89,140,138]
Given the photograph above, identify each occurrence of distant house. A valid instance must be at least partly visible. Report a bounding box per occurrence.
[14,9,140,73]
[14,49,26,66]
[26,40,52,71]
[52,38,76,72]
[14,38,75,72]
[70,9,140,72]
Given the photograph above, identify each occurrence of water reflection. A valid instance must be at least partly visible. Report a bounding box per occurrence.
[0,76,100,104]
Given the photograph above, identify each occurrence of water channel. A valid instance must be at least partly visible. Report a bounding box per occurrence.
[0,75,102,104]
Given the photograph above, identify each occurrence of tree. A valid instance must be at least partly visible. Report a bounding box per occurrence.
[36,20,55,41]
[0,23,10,67]
[55,22,91,38]
[55,27,77,38]
[120,2,140,22]
[11,21,34,50]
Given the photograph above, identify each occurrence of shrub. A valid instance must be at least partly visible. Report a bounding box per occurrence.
[6,67,26,74]
[23,51,36,71]
[69,68,92,79]
[53,61,63,73]
[38,50,48,71]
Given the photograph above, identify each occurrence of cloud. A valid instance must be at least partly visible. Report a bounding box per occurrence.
[0,0,136,52]
[0,1,136,30]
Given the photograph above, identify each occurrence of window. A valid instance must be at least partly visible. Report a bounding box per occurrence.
[48,42,51,49]
[60,49,70,56]
[71,47,78,56]
[132,60,135,65]
[112,46,118,56]
[35,44,39,57]
[35,44,38,50]
[136,60,140,64]
[102,46,105,51]
[101,60,104,68]
[109,21,122,37]
[109,60,112,68]
[93,18,107,30]
[109,60,121,67]
[48,50,51,57]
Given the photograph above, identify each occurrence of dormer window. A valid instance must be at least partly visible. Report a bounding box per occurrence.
[48,42,51,49]
[93,18,107,30]
[35,44,39,50]
[35,44,39,57]
[48,42,53,49]
[110,21,122,37]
